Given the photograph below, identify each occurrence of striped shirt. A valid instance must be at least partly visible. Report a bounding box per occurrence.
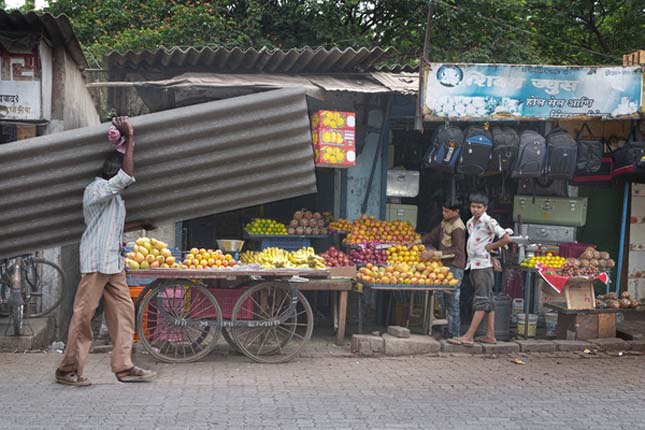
[79,169,135,274]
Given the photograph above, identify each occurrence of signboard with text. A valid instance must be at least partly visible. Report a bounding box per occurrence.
[422,63,643,120]
[0,47,41,120]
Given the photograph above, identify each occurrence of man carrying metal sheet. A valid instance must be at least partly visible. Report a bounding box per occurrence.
[55,117,156,386]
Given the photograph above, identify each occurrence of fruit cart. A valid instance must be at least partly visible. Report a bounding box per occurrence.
[127,267,330,364]
[359,282,458,335]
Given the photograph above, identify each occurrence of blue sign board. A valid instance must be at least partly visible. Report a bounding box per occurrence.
[423,63,643,120]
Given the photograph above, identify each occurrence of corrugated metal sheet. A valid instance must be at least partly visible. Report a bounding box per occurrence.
[0,10,87,68]
[0,87,316,259]
[370,72,419,95]
[103,46,396,74]
[87,72,391,94]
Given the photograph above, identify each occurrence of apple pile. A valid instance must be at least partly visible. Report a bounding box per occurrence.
[125,237,179,270]
[343,215,420,245]
[320,246,352,267]
[348,244,387,266]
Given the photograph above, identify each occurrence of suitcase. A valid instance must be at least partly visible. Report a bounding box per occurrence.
[386,170,420,198]
[516,223,577,244]
[513,196,588,227]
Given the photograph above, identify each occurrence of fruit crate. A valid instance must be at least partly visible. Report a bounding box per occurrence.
[360,281,457,291]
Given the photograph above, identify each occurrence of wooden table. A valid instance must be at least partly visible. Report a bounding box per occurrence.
[296,278,354,346]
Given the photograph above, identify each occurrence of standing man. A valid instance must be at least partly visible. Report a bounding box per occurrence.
[448,193,512,346]
[415,199,466,339]
[55,117,156,386]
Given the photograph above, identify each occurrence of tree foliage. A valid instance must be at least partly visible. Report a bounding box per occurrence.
[38,0,645,66]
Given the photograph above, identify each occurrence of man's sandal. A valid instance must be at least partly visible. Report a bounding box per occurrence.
[116,366,157,382]
[55,369,91,387]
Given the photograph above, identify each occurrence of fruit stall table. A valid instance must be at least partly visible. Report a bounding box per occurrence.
[358,282,459,335]
[127,267,354,364]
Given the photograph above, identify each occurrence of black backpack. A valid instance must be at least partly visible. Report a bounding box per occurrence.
[425,125,463,173]
[544,127,578,179]
[456,126,493,176]
[487,126,519,175]
[511,130,546,178]
[575,122,604,174]
[613,125,645,170]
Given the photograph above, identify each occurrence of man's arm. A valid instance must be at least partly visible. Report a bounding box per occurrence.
[485,217,513,252]
[113,116,134,176]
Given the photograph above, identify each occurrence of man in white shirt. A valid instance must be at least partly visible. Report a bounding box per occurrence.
[448,193,512,346]
[55,117,156,386]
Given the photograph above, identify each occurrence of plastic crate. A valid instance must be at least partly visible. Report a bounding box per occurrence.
[129,286,148,341]
[192,287,253,320]
[259,237,311,251]
[559,242,595,259]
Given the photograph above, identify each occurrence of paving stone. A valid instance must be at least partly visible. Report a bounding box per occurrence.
[552,340,591,352]
[382,334,441,356]
[589,337,629,351]
[481,341,520,354]
[625,340,645,352]
[387,325,411,338]
[440,339,483,354]
[515,340,557,353]
[351,334,384,356]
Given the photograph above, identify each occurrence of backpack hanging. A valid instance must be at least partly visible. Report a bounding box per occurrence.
[545,127,578,180]
[456,125,493,176]
[613,124,645,173]
[487,126,519,175]
[575,122,604,174]
[511,130,546,178]
[424,124,463,173]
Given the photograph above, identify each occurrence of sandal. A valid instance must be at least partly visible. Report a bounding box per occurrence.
[55,369,91,387]
[476,337,497,344]
[447,337,474,346]
[116,366,157,383]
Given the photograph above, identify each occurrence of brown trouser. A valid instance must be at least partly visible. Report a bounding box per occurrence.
[58,271,134,375]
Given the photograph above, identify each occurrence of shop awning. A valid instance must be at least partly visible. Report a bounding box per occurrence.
[87,72,395,95]
[0,87,317,259]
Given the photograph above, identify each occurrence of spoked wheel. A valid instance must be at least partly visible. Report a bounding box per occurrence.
[23,258,64,318]
[221,328,244,354]
[229,282,313,363]
[136,282,223,363]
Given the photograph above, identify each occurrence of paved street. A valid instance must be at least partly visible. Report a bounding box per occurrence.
[0,343,644,430]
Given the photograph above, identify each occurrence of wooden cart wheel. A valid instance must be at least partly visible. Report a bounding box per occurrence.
[229,282,313,363]
[221,328,244,354]
[136,281,223,363]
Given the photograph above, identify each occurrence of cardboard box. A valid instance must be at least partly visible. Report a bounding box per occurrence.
[311,110,356,131]
[311,110,356,168]
[329,265,357,278]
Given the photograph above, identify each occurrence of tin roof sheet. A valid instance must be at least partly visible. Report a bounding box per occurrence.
[103,46,396,74]
[0,10,87,68]
[0,87,316,258]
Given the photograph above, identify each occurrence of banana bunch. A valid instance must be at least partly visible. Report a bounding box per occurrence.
[239,247,326,269]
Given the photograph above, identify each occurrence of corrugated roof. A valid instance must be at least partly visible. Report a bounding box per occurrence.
[103,46,397,74]
[87,72,393,95]
[0,10,87,68]
[0,87,316,259]
[369,72,418,95]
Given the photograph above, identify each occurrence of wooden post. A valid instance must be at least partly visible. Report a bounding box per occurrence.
[415,0,435,132]
[336,291,348,346]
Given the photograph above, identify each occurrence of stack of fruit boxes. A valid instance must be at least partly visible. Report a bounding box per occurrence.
[310,110,356,167]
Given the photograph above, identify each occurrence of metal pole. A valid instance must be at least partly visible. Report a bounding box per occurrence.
[616,181,630,295]
[415,0,435,132]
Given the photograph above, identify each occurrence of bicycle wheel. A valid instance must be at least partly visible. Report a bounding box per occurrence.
[136,282,223,363]
[23,258,64,318]
[12,304,23,336]
[229,282,313,364]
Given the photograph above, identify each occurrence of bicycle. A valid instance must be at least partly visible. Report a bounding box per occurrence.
[0,255,65,336]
